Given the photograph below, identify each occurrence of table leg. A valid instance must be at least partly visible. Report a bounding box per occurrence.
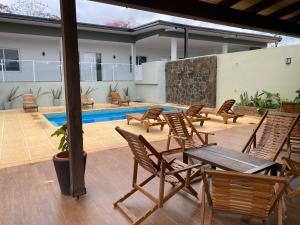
[183,152,188,164]
[270,164,278,176]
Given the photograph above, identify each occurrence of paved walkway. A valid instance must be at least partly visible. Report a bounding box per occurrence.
[0,103,259,168]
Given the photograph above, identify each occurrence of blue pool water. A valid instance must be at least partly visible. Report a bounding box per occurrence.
[44,106,181,126]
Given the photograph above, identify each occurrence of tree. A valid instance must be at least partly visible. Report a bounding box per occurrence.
[104,19,137,28]
[0,3,12,13]
[8,0,59,19]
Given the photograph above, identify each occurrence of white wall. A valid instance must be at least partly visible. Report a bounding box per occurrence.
[135,61,166,103]
[217,45,300,107]
[0,81,135,109]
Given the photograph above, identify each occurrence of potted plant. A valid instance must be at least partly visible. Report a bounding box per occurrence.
[106,83,118,103]
[4,86,22,109]
[51,124,87,195]
[51,87,62,106]
[123,87,130,100]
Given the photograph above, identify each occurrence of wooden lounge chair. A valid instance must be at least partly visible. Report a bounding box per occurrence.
[23,93,38,112]
[242,111,299,161]
[111,91,130,106]
[281,102,300,155]
[200,99,244,124]
[114,126,202,225]
[184,104,210,126]
[81,94,94,109]
[201,169,288,225]
[163,111,214,155]
[126,107,166,132]
[282,157,300,198]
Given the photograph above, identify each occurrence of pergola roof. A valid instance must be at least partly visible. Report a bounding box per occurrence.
[92,0,300,37]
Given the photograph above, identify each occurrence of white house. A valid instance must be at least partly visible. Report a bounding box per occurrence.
[0,13,280,83]
[0,13,284,108]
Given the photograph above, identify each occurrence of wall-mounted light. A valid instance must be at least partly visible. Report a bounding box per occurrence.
[42,52,46,56]
[285,57,292,65]
[113,55,116,59]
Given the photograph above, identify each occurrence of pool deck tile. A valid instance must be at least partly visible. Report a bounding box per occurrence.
[0,102,260,168]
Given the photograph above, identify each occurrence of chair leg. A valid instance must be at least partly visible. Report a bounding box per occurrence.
[233,117,238,123]
[143,121,150,133]
[127,116,131,125]
[166,130,171,151]
[208,208,213,225]
[160,123,164,131]
[222,116,229,124]
[277,197,283,225]
[200,120,204,126]
[200,181,206,225]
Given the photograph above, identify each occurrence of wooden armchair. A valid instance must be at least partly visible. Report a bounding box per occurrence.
[81,94,94,109]
[23,93,38,112]
[201,169,288,225]
[281,102,300,155]
[200,99,244,124]
[185,104,210,127]
[163,111,214,155]
[126,107,166,132]
[242,111,299,161]
[111,91,130,106]
[114,126,202,225]
[281,157,300,198]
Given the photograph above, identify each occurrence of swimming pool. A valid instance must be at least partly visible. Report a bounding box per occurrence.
[44,106,181,126]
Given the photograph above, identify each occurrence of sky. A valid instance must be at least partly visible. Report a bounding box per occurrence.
[1,0,300,46]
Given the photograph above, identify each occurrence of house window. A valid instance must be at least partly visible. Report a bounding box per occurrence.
[0,48,20,71]
[129,56,147,72]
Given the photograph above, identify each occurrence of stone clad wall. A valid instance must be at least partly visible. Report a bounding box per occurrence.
[165,56,217,107]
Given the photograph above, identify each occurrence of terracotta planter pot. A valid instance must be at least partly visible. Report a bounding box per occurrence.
[53,151,87,195]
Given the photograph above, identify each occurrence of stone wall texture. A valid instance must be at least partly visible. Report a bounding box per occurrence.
[165,56,217,107]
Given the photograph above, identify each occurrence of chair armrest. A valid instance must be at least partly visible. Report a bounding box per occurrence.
[166,163,203,175]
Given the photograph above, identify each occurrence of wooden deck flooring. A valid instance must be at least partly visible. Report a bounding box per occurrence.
[0,125,299,225]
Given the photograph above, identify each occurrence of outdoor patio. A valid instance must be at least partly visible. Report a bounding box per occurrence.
[0,124,299,225]
[0,103,259,168]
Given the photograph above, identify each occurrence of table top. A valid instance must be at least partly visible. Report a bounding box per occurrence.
[184,145,277,173]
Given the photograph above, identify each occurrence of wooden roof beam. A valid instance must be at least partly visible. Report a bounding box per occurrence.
[268,2,300,18]
[218,0,241,8]
[245,0,281,14]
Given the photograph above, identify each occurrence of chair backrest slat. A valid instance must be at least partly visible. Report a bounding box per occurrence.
[142,108,164,120]
[115,127,159,174]
[23,94,36,104]
[204,169,287,219]
[281,102,300,138]
[249,111,299,160]
[111,92,121,100]
[185,104,204,117]
[217,99,235,114]
[163,111,196,148]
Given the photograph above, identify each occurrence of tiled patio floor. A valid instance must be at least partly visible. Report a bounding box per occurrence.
[0,125,299,225]
[0,103,259,168]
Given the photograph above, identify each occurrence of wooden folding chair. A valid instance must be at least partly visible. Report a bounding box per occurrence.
[282,157,300,198]
[242,111,299,161]
[81,94,94,109]
[126,107,166,132]
[111,91,130,106]
[163,111,214,155]
[201,99,244,124]
[281,102,300,156]
[184,104,210,127]
[23,93,38,112]
[201,169,288,225]
[114,126,202,225]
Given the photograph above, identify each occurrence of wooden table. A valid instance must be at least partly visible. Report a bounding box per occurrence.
[183,145,278,175]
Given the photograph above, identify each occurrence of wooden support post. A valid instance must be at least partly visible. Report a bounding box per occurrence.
[60,0,86,197]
